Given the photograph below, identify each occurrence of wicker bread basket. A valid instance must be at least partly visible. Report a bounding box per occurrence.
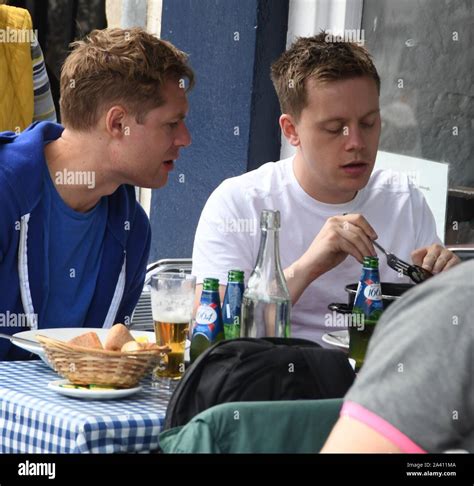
[37,335,163,388]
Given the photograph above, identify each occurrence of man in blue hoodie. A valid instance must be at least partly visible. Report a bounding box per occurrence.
[0,28,194,360]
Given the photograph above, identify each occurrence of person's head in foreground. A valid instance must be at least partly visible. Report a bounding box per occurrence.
[321,260,473,453]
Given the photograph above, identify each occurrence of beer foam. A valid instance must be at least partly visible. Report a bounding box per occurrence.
[152,307,191,323]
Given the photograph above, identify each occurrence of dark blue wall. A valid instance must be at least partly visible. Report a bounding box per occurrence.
[149,0,288,262]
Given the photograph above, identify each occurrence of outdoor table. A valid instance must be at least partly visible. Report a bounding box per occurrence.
[0,361,169,453]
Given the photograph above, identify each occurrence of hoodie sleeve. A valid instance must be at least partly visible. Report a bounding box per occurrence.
[114,203,151,326]
[0,173,24,359]
[0,172,20,263]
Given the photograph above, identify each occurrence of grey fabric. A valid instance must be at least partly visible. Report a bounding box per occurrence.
[345,260,474,452]
[31,34,56,123]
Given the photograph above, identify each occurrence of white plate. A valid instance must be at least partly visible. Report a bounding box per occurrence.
[12,328,190,367]
[47,379,141,400]
[322,330,349,349]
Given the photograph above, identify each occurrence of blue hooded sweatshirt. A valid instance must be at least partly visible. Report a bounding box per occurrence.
[0,122,151,360]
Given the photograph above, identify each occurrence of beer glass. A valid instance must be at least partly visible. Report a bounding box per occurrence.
[150,273,196,392]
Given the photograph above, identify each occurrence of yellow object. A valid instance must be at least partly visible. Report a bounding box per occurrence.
[89,384,116,390]
[60,383,117,390]
[0,5,34,132]
[135,336,150,344]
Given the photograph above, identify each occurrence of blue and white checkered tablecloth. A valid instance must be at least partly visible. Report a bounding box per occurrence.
[0,361,170,453]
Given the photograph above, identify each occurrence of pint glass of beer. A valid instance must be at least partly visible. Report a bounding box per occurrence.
[150,273,196,391]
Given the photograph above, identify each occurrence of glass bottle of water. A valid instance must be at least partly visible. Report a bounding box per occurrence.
[241,209,291,338]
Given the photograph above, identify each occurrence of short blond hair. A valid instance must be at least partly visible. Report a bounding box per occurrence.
[60,28,194,130]
[271,32,380,120]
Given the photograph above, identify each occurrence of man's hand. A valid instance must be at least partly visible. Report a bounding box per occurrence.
[411,244,461,274]
[299,213,378,279]
[284,214,377,304]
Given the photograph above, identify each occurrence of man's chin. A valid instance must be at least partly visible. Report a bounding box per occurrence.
[134,178,167,190]
[334,176,371,201]
[150,181,167,190]
[342,170,372,190]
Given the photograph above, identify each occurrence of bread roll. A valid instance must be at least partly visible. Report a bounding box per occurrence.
[68,332,103,350]
[120,340,143,352]
[104,323,135,351]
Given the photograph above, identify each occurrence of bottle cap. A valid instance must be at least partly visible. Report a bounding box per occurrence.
[260,209,280,230]
[203,278,220,291]
[362,256,379,269]
[227,270,244,282]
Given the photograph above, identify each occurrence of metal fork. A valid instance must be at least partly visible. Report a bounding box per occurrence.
[372,241,433,284]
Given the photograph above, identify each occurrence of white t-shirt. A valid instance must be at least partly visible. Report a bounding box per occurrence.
[192,157,442,345]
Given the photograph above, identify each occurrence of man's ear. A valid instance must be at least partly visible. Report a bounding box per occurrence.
[280,114,300,147]
[105,106,128,138]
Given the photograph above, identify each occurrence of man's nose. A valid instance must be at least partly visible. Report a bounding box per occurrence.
[175,121,191,148]
[344,125,365,152]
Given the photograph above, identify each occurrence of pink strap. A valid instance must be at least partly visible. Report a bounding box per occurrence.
[342,401,426,453]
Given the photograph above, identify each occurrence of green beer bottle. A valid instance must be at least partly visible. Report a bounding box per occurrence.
[350,256,384,371]
[190,278,224,362]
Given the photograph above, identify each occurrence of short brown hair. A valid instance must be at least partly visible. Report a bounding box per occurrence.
[271,32,380,120]
[60,28,195,130]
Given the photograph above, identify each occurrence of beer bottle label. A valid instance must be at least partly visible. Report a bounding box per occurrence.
[192,302,223,343]
[190,289,224,362]
[363,283,382,301]
[196,305,218,325]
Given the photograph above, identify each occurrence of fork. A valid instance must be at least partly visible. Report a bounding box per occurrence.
[372,241,433,284]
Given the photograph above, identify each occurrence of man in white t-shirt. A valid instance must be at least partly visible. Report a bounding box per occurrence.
[192,33,460,345]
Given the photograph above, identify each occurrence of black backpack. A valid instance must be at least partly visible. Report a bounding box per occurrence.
[164,337,355,430]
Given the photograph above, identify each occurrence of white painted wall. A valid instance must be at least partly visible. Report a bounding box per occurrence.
[106,0,123,27]
[146,0,162,36]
